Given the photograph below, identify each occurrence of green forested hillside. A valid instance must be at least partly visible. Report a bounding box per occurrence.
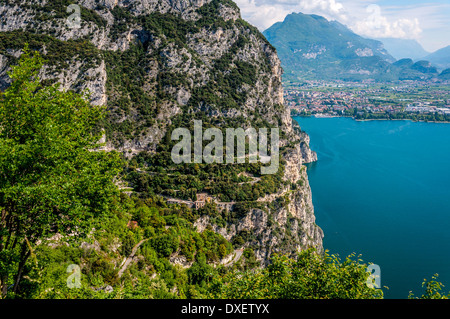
[262,13,394,81]
[262,12,442,82]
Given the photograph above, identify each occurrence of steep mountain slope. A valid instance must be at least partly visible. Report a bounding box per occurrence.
[1,0,288,153]
[377,38,430,61]
[263,12,396,81]
[424,45,450,70]
[0,0,323,265]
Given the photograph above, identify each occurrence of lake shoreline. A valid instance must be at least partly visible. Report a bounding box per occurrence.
[293,114,450,124]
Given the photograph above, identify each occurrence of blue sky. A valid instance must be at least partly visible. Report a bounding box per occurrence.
[234,0,450,52]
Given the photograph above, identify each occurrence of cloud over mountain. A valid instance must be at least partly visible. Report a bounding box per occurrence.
[351,4,422,39]
[235,0,422,41]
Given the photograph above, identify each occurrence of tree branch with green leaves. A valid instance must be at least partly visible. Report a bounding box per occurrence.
[0,45,123,298]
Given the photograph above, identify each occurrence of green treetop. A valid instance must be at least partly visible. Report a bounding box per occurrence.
[0,45,123,298]
[208,248,384,299]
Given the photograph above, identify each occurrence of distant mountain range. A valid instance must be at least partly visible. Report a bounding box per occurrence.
[377,38,450,71]
[263,12,449,82]
[376,38,430,61]
[263,13,395,81]
[423,46,450,70]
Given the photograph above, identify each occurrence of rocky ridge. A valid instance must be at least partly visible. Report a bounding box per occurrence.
[0,0,323,264]
[194,142,322,265]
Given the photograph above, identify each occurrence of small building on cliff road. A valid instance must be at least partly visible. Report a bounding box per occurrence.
[165,193,235,212]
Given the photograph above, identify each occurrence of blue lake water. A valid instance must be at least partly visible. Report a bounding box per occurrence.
[293,116,450,299]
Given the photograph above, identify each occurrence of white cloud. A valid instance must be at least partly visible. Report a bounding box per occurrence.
[351,4,422,39]
[234,0,348,30]
[235,0,422,40]
[299,0,346,18]
[234,0,290,30]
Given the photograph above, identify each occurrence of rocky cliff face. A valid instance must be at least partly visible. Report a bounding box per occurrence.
[194,141,323,266]
[0,0,322,264]
[0,0,289,151]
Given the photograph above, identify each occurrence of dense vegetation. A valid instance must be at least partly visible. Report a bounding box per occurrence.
[17,193,237,299]
[0,46,121,297]
[209,249,384,299]
[0,31,102,69]
[127,153,286,202]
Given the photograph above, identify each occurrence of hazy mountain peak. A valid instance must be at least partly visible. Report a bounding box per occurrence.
[424,45,450,70]
[376,38,430,61]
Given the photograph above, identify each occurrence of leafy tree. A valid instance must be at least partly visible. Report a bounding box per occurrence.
[187,253,214,288]
[0,46,122,298]
[208,248,384,299]
[151,234,179,257]
[408,274,450,299]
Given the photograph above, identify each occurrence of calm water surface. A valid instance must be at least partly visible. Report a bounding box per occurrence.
[293,116,450,299]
